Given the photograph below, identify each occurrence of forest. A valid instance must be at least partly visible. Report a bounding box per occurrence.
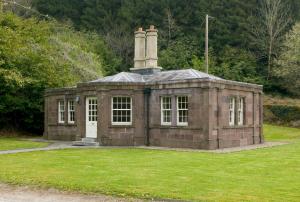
[0,0,300,133]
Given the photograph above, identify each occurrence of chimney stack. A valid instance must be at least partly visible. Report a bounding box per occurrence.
[145,25,158,67]
[134,27,146,68]
[131,25,161,75]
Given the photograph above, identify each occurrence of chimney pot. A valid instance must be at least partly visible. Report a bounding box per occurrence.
[150,25,155,30]
[138,27,143,31]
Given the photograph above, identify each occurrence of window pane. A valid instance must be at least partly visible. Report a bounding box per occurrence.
[177,96,188,125]
[161,97,172,125]
[58,101,65,123]
[229,97,235,126]
[112,97,132,124]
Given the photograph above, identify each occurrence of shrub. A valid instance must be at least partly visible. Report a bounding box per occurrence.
[264,105,300,127]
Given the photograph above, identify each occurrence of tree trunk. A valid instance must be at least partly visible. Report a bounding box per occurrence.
[267,42,272,80]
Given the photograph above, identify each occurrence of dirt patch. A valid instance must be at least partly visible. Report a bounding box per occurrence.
[0,183,143,202]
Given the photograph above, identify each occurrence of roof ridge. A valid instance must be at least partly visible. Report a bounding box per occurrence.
[189,69,202,77]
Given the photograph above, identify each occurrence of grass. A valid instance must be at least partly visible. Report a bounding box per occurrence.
[0,125,299,201]
[0,137,49,151]
[264,124,300,141]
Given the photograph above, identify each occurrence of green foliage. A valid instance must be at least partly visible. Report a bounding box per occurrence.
[31,0,300,94]
[264,105,300,127]
[275,22,300,96]
[0,13,115,133]
[191,55,206,72]
[2,0,300,133]
[159,38,197,69]
[212,46,263,83]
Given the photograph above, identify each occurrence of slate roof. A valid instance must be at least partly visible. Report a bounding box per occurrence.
[89,68,222,84]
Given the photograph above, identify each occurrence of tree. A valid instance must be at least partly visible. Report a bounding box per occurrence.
[213,46,262,83]
[163,7,177,46]
[0,13,116,133]
[159,38,198,69]
[250,0,291,80]
[275,22,300,96]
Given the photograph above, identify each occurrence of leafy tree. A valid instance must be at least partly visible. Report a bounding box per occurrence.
[0,13,115,133]
[212,46,262,83]
[275,22,300,96]
[159,38,198,69]
[250,0,292,80]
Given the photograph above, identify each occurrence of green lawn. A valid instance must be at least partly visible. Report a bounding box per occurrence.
[264,124,300,141]
[0,137,49,151]
[0,125,299,201]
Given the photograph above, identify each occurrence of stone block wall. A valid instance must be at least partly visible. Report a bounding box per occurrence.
[44,90,77,141]
[148,87,209,149]
[208,84,263,149]
[44,80,263,149]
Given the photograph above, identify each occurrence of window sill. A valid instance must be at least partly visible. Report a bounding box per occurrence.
[109,124,133,128]
[111,122,132,126]
[223,125,253,129]
[50,123,77,127]
[157,125,193,129]
[177,123,188,127]
[161,123,172,126]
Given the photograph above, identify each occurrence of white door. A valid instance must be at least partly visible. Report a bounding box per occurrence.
[86,97,97,138]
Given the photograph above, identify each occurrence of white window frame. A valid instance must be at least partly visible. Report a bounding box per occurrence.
[111,96,132,125]
[177,96,188,126]
[161,96,172,125]
[229,97,235,126]
[237,97,244,126]
[68,100,75,124]
[58,100,65,124]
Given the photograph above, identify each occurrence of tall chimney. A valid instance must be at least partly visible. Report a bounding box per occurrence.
[134,27,146,68]
[145,25,158,67]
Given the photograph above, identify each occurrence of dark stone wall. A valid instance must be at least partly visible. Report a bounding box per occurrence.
[44,92,77,141]
[148,87,209,149]
[208,87,264,149]
[44,79,264,149]
[96,88,146,146]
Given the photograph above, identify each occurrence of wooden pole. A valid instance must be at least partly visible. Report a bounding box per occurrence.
[205,14,209,74]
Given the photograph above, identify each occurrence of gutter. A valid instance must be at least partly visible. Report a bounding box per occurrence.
[144,88,151,146]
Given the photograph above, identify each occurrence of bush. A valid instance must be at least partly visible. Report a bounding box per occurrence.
[264,105,300,127]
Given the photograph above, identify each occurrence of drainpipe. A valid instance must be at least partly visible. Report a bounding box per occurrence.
[144,88,151,146]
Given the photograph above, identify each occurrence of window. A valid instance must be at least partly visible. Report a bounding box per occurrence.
[68,100,75,124]
[177,96,188,126]
[161,97,172,125]
[58,100,65,123]
[112,97,132,125]
[237,97,244,125]
[229,97,235,126]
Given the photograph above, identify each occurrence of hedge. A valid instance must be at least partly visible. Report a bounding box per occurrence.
[264,105,300,127]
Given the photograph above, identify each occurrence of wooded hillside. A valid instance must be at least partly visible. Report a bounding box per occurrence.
[1,0,300,133]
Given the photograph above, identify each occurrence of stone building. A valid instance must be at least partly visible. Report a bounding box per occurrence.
[44,25,264,149]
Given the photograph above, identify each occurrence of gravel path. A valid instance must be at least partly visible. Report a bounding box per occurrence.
[0,139,288,155]
[0,183,143,202]
[136,141,288,153]
[0,141,98,155]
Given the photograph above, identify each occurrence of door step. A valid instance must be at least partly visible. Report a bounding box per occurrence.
[72,138,99,146]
